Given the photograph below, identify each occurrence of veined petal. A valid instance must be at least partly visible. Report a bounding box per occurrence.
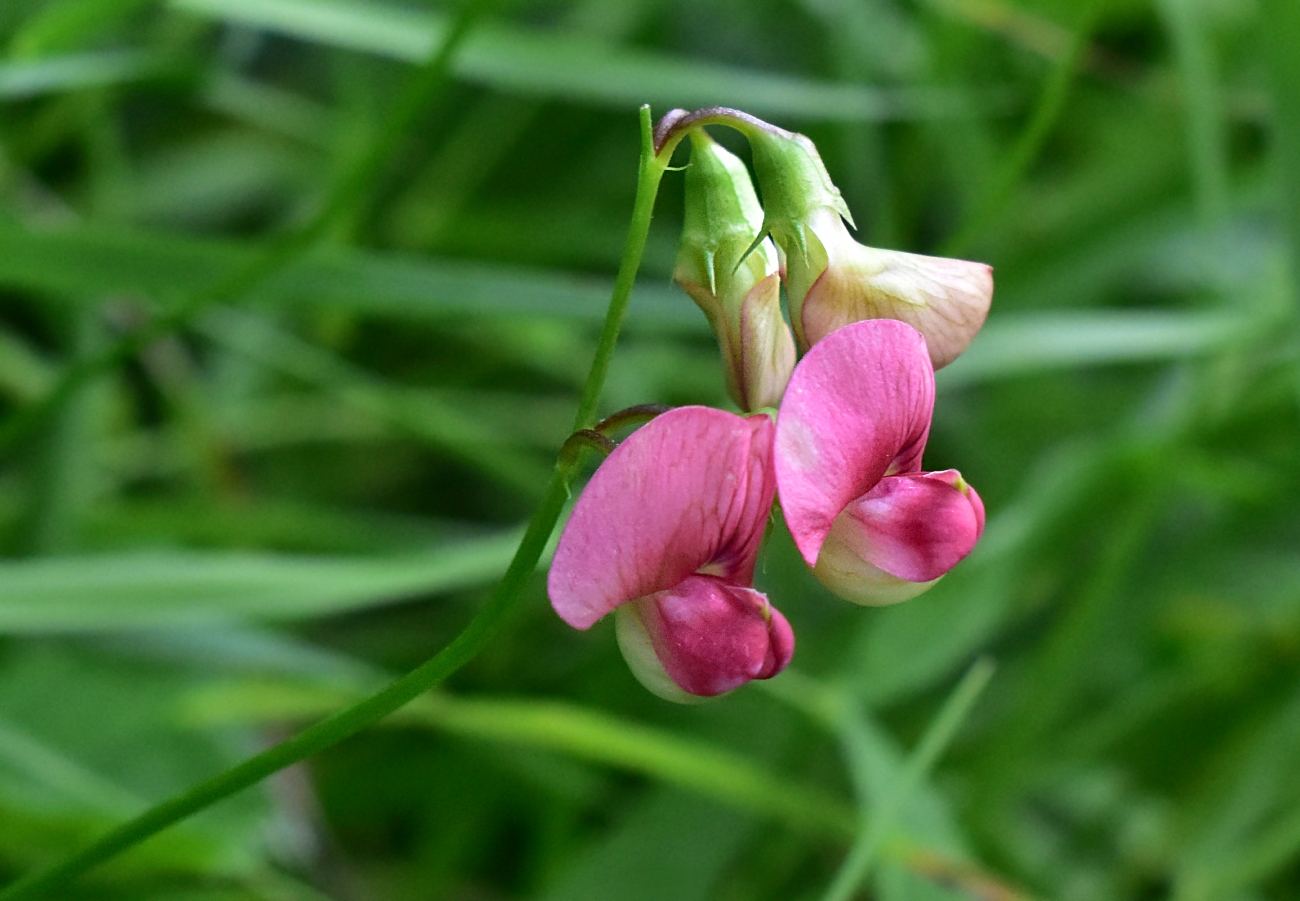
[775,319,934,566]
[793,208,992,368]
[616,576,794,699]
[811,472,984,605]
[736,273,795,410]
[549,407,776,630]
[677,268,791,411]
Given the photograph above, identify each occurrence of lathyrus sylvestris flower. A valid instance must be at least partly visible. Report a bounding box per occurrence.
[774,319,985,605]
[743,117,993,367]
[548,407,794,702]
[674,130,795,410]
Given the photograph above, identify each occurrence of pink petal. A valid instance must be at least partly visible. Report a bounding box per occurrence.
[774,319,935,567]
[926,468,985,536]
[832,472,984,579]
[811,472,983,605]
[622,575,794,697]
[549,407,776,630]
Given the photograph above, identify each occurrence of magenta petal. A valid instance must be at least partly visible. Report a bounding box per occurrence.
[925,469,985,537]
[775,319,935,566]
[548,407,776,630]
[829,472,982,583]
[636,575,794,697]
[757,602,795,681]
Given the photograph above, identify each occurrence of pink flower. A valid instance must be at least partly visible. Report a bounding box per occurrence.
[548,407,794,701]
[774,319,985,605]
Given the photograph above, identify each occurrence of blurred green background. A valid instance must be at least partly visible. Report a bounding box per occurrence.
[1,0,1298,899]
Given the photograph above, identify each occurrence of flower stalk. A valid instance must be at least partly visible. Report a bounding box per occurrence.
[0,104,672,901]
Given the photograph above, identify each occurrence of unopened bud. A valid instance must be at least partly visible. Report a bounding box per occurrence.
[741,116,991,368]
[674,130,795,411]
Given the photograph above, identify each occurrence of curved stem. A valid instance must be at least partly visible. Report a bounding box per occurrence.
[592,403,673,435]
[652,106,791,158]
[560,429,618,464]
[573,107,671,429]
[0,105,669,901]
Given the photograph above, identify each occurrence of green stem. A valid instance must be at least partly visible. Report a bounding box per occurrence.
[573,107,670,429]
[0,105,669,901]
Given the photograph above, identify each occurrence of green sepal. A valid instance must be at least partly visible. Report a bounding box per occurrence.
[674,129,775,293]
[743,124,854,257]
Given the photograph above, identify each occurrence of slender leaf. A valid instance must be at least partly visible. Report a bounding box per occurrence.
[0,50,159,99]
[0,223,696,329]
[183,679,857,840]
[940,310,1262,387]
[0,532,523,632]
[169,0,998,122]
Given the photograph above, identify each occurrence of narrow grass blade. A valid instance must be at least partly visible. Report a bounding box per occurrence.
[821,659,996,901]
[196,306,554,493]
[0,224,698,329]
[0,533,522,633]
[170,0,999,122]
[1260,0,1300,289]
[183,678,857,839]
[940,310,1262,387]
[0,715,143,815]
[1156,0,1229,223]
[0,50,159,99]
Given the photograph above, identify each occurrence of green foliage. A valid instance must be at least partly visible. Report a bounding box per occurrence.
[0,0,1297,899]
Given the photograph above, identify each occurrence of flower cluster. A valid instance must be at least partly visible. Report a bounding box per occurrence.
[548,108,993,702]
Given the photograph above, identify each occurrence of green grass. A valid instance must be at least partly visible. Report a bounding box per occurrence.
[0,0,1297,899]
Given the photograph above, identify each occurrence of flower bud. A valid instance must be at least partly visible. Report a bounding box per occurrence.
[744,121,992,368]
[674,130,795,411]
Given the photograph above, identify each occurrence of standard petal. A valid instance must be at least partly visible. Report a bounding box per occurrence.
[811,472,984,606]
[617,575,794,699]
[796,208,992,368]
[549,407,776,630]
[775,319,935,567]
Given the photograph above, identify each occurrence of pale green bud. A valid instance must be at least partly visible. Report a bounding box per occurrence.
[673,130,795,411]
